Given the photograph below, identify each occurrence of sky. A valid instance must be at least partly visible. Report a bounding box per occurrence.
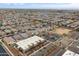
[0,3,79,9]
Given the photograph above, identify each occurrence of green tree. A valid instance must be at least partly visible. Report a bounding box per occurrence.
[0,21,3,27]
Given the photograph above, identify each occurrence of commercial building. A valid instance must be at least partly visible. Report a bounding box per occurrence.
[15,36,45,52]
[62,50,79,56]
[3,37,15,45]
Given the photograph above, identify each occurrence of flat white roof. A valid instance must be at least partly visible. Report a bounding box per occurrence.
[63,50,79,56]
[16,36,45,51]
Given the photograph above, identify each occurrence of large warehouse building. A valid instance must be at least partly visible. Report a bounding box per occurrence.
[15,36,45,52]
[62,50,79,56]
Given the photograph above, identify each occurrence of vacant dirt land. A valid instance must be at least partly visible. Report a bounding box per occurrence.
[55,28,72,35]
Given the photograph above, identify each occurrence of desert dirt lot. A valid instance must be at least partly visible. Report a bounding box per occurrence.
[54,28,72,35]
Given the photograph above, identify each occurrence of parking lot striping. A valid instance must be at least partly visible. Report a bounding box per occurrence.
[30,42,52,56]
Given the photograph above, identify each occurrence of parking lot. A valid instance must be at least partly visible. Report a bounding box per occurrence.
[0,45,9,56]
